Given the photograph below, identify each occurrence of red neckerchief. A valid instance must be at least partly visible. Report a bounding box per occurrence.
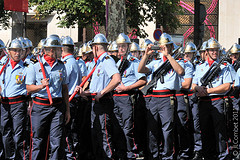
[232,60,235,64]
[10,59,20,69]
[0,54,5,60]
[207,57,214,67]
[94,52,105,63]
[163,56,167,62]
[85,60,89,64]
[121,56,124,61]
[44,54,56,67]
[76,57,80,60]
[62,53,72,59]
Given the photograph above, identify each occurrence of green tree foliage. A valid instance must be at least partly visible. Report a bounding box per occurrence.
[29,0,106,28]
[0,0,11,29]
[29,0,182,37]
[142,0,182,33]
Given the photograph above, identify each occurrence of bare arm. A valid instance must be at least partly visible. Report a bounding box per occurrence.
[26,78,49,94]
[101,73,121,95]
[166,54,184,76]
[181,78,192,90]
[138,45,154,73]
[95,73,121,101]
[207,83,231,94]
[116,77,147,93]
[127,77,147,90]
[138,54,151,73]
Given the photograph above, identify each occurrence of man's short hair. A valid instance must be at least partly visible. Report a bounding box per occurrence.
[62,45,74,54]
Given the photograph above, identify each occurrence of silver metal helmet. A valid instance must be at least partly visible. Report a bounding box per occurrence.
[61,36,74,46]
[158,33,173,45]
[108,41,118,51]
[206,37,221,50]
[87,40,93,46]
[199,41,208,51]
[184,42,197,53]
[44,35,62,48]
[116,33,131,44]
[230,43,240,54]
[8,38,23,49]
[81,43,88,53]
[140,39,153,51]
[37,39,46,49]
[0,39,6,49]
[130,42,140,52]
[173,43,180,53]
[18,37,28,49]
[24,38,33,48]
[85,44,93,54]
[49,34,60,39]
[92,33,108,44]
[77,47,83,57]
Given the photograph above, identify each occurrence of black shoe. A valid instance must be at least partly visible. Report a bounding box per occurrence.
[192,151,203,160]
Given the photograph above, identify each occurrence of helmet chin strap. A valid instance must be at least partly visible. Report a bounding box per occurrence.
[124,44,130,57]
[208,52,217,61]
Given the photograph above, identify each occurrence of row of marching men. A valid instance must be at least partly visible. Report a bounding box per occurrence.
[0,32,239,160]
[74,33,240,160]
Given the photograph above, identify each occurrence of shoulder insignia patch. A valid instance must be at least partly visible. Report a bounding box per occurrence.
[23,62,29,67]
[105,56,110,60]
[30,58,38,64]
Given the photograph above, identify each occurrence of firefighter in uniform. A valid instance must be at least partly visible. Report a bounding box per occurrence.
[189,42,209,160]
[23,38,34,64]
[61,36,82,159]
[26,35,70,160]
[192,38,232,160]
[76,43,94,158]
[0,38,28,159]
[75,33,121,159]
[174,42,195,160]
[113,33,146,159]
[130,42,141,60]
[108,41,119,63]
[138,33,185,160]
[140,39,153,59]
[35,39,46,56]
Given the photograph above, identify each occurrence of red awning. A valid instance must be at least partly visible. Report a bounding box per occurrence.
[4,0,28,13]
